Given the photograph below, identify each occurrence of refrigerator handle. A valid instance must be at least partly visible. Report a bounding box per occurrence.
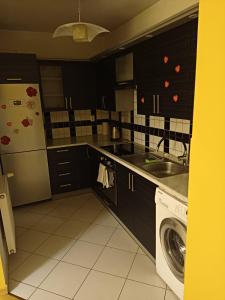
[65,97,68,110]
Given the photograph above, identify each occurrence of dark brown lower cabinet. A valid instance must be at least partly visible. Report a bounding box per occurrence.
[47,145,90,194]
[117,163,157,258]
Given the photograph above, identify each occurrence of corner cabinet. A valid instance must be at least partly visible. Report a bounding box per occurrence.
[135,19,198,119]
[117,163,157,257]
[62,62,97,110]
[47,145,91,194]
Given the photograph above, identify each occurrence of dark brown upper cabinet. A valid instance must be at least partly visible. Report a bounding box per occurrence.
[0,53,39,83]
[134,19,198,119]
[96,57,116,111]
[62,62,97,110]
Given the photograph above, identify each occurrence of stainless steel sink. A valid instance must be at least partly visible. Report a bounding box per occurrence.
[140,161,188,178]
[124,153,161,165]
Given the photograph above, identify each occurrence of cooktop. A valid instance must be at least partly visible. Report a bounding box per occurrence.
[101,143,146,157]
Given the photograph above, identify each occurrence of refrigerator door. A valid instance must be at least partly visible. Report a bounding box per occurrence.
[0,84,46,154]
[1,150,51,207]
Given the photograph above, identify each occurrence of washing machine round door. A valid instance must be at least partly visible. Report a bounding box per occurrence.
[160,218,186,283]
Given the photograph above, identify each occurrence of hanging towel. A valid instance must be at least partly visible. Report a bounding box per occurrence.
[108,168,114,187]
[97,163,110,188]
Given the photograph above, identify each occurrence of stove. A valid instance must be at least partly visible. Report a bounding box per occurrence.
[101,143,144,157]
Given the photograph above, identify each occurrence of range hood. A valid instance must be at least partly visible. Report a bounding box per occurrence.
[115,88,134,112]
[115,53,134,86]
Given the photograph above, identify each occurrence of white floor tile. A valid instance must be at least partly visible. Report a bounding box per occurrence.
[93,247,135,277]
[11,254,58,287]
[48,205,78,218]
[62,240,104,268]
[28,200,59,215]
[40,262,89,298]
[128,254,166,288]
[54,220,90,239]
[93,210,119,227]
[119,280,165,300]
[79,224,115,245]
[137,247,145,255]
[74,270,125,300]
[14,211,44,228]
[15,227,27,238]
[107,228,139,253]
[9,280,36,299]
[31,216,65,234]
[9,249,31,274]
[30,289,68,300]
[35,235,75,260]
[165,289,179,300]
[72,207,101,223]
[17,230,50,252]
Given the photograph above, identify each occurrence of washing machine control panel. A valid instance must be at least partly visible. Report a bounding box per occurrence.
[155,188,188,223]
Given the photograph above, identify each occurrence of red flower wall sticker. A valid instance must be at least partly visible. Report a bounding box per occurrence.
[26,87,37,97]
[1,104,6,109]
[1,136,11,145]
[21,118,33,127]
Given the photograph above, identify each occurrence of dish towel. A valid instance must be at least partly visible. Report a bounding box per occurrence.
[97,163,110,188]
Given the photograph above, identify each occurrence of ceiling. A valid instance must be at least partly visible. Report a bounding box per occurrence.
[0,0,159,33]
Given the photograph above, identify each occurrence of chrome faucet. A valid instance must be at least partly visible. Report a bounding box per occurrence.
[156,137,166,152]
[178,142,188,166]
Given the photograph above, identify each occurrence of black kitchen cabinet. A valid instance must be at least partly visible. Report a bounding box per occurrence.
[0,53,39,83]
[62,62,97,110]
[96,57,116,111]
[117,163,157,257]
[47,145,90,194]
[135,19,198,119]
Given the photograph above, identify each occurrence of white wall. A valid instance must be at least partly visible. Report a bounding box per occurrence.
[0,0,198,60]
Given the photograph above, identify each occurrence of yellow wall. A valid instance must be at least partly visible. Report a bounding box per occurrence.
[184,1,225,299]
[0,258,7,296]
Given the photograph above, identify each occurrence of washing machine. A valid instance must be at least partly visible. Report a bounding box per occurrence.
[155,188,188,299]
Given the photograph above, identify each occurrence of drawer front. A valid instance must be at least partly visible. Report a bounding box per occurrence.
[51,182,75,195]
[47,147,75,162]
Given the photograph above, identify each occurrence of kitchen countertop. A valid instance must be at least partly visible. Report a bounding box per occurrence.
[46,135,189,203]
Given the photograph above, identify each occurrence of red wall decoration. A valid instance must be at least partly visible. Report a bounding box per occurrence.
[1,136,11,145]
[26,87,37,97]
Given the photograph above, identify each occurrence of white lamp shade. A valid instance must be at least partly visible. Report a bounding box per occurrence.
[53,22,109,42]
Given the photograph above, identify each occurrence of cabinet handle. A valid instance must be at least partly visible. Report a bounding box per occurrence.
[131,174,135,192]
[6,78,22,81]
[57,161,71,165]
[128,173,131,190]
[153,95,156,113]
[157,95,160,114]
[102,96,105,110]
[86,147,90,159]
[58,173,71,177]
[65,97,68,110]
[69,97,72,110]
[56,149,69,153]
[60,184,72,188]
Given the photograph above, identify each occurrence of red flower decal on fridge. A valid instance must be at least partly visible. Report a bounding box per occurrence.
[1,136,11,145]
[21,118,33,127]
[1,104,6,109]
[26,87,37,97]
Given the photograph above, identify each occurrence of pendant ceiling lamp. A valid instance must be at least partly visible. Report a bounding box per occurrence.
[53,0,110,42]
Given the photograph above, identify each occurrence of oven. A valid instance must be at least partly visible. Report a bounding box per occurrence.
[94,154,117,211]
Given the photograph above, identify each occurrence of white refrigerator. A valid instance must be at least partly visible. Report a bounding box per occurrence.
[0,84,51,207]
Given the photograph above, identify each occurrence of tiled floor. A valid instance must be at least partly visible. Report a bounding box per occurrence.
[9,190,179,300]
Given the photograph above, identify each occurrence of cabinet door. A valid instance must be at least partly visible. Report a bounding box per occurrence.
[96,57,116,111]
[88,147,100,187]
[157,20,198,119]
[134,39,159,115]
[73,145,91,189]
[0,53,39,83]
[62,62,97,110]
[117,164,134,232]
[132,173,157,258]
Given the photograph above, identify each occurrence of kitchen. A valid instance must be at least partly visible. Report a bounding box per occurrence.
[0,1,225,300]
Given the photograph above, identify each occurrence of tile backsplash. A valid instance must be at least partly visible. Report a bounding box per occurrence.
[44,95,192,158]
